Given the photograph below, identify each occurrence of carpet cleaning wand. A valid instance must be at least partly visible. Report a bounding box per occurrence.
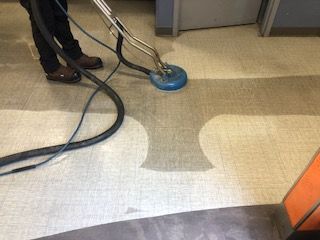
[0,0,187,175]
[92,0,188,91]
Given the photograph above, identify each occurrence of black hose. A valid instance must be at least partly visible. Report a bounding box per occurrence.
[0,0,125,170]
[0,62,121,177]
[116,23,151,75]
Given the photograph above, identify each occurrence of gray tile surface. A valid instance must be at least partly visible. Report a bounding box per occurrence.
[36,205,281,240]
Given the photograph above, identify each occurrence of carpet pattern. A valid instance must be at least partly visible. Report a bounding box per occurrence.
[1,1,320,239]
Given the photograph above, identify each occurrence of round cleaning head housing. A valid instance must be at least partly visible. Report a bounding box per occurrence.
[149,65,188,91]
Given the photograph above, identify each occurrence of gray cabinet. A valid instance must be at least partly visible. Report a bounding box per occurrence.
[156,0,264,35]
[176,0,263,31]
[260,0,320,36]
[155,0,320,36]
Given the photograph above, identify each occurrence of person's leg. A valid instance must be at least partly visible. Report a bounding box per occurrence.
[20,0,60,73]
[20,0,81,83]
[51,0,83,60]
[52,0,103,69]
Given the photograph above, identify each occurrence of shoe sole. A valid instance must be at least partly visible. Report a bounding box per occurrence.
[46,75,81,84]
[84,64,104,70]
[68,62,104,70]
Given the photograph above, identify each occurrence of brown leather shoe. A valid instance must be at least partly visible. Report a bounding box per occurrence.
[73,54,103,70]
[46,65,81,83]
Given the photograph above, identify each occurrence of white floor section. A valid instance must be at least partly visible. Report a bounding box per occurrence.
[1,110,319,239]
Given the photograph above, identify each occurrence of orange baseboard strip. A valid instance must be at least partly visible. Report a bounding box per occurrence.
[299,206,320,231]
[284,151,320,230]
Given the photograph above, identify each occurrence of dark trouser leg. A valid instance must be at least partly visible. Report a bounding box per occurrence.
[52,0,83,60]
[20,0,60,73]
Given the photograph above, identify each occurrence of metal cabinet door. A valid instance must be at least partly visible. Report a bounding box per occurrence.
[177,0,263,30]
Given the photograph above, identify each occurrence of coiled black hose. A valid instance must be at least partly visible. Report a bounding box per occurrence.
[0,0,125,172]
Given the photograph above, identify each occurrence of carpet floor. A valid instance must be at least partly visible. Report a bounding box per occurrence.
[0,0,320,239]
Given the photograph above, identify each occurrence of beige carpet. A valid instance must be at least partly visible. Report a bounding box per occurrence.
[1,1,320,239]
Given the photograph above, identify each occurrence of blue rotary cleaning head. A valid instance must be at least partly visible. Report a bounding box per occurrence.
[149,65,188,91]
